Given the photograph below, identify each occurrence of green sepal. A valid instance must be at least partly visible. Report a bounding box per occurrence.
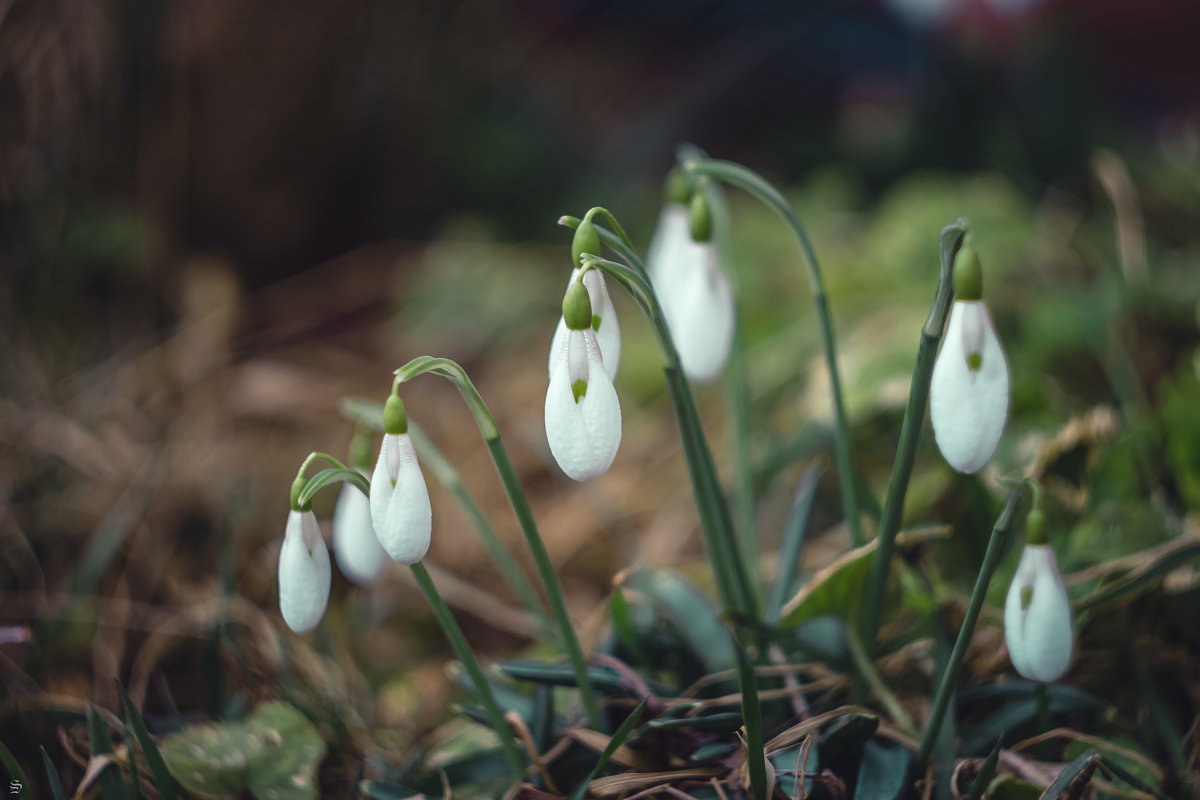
[382,393,408,435]
[572,218,601,269]
[953,245,983,301]
[562,280,592,331]
[689,190,712,242]
[665,165,691,205]
[289,475,309,511]
[1026,507,1048,546]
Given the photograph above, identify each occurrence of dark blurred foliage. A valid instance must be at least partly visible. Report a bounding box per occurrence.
[3,0,1198,307]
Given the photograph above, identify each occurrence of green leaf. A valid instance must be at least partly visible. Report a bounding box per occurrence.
[158,701,325,800]
[734,638,768,800]
[0,738,30,800]
[780,541,877,627]
[1042,750,1102,799]
[41,748,66,800]
[853,739,911,800]
[623,569,736,674]
[87,705,131,800]
[117,682,176,800]
[765,465,823,623]
[297,467,369,507]
[565,701,647,800]
[965,735,1002,800]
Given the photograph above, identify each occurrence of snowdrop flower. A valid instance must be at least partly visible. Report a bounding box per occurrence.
[929,245,1009,473]
[545,279,622,480]
[548,244,621,380]
[332,467,386,583]
[278,505,332,633]
[663,190,735,384]
[369,393,432,564]
[646,167,694,299]
[1004,510,1073,682]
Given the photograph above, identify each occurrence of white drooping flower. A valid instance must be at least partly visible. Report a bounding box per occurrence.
[370,394,432,564]
[547,267,620,380]
[545,281,622,481]
[1004,543,1074,682]
[669,239,736,384]
[929,246,1009,474]
[278,508,332,633]
[332,468,386,583]
[646,202,692,304]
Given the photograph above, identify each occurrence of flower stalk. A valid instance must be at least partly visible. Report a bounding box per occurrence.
[682,158,861,549]
[394,357,602,728]
[862,221,967,653]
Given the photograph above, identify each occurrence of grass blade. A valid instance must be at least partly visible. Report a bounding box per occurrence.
[86,704,131,800]
[117,682,176,800]
[1042,750,1101,799]
[565,700,647,800]
[765,464,823,623]
[41,748,66,800]
[965,735,1003,800]
[734,637,768,800]
[0,738,30,799]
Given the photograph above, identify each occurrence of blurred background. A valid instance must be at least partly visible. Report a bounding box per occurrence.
[3,0,1200,792]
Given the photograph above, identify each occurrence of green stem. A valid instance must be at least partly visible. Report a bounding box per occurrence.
[394,358,602,729]
[409,562,526,779]
[337,398,554,641]
[683,158,860,548]
[916,486,1027,768]
[862,221,967,652]
[577,253,759,620]
[1035,681,1051,760]
[846,622,917,739]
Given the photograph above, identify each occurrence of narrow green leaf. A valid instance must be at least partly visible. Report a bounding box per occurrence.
[117,681,176,800]
[853,739,911,800]
[1042,750,1101,799]
[965,735,1003,800]
[41,748,66,800]
[0,738,30,800]
[646,712,746,733]
[766,464,823,623]
[734,638,767,800]
[530,684,554,755]
[87,705,131,800]
[565,700,647,800]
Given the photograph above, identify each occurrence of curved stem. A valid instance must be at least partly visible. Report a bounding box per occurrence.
[409,562,526,779]
[338,397,553,639]
[579,255,759,620]
[862,220,967,652]
[395,358,602,729]
[581,206,640,265]
[683,158,861,548]
[916,485,1028,768]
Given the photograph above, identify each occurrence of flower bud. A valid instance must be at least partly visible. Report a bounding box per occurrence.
[545,325,621,480]
[333,469,386,583]
[1004,543,1073,682]
[369,430,432,564]
[278,509,332,633]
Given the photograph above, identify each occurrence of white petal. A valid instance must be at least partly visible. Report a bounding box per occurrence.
[332,468,386,584]
[547,269,620,380]
[545,329,622,480]
[672,242,735,383]
[930,301,1010,473]
[1004,545,1073,682]
[278,509,331,633]
[370,434,432,564]
[646,204,693,324]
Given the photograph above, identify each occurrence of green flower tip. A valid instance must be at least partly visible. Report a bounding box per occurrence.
[571,219,601,269]
[665,165,691,205]
[689,191,712,242]
[382,393,409,435]
[953,244,983,301]
[563,280,593,331]
[289,474,309,511]
[1026,507,1048,546]
[571,378,588,402]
